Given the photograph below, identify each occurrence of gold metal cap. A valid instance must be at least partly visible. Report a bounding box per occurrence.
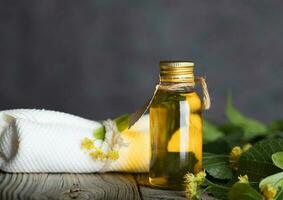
[159,61,195,83]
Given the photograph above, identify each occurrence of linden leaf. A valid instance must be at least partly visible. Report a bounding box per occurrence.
[226,94,267,140]
[274,189,283,200]
[114,114,129,132]
[238,139,283,182]
[203,132,243,154]
[218,123,243,135]
[269,120,283,132]
[228,183,263,200]
[272,152,283,170]
[203,120,224,143]
[259,171,283,189]
[203,152,233,180]
[93,126,105,140]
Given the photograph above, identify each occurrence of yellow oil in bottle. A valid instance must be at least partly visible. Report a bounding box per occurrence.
[149,61,204,190]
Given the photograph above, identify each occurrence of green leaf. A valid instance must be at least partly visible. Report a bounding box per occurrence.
[218,123,243,135]
[269,120,283,132]
[238,139,283,182]
[93,126,105,140]
[221,132,243,149]
[114,114,129,132]
[226,94,267,140]
[228,183,263,200]
[203,120,224,143]
[207,186,229,200]
[203,132,243,154]
[203,140,231,154]
[203,152,233,180]
[259,171,283,188]
[272,152,283,170]
[204,178,230,200]
[275,188,283,200]
[268,132,283,139]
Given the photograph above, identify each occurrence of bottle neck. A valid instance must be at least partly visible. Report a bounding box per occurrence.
[159,81,196,93]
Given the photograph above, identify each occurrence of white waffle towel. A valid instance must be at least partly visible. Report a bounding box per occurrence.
[0,109,149,173]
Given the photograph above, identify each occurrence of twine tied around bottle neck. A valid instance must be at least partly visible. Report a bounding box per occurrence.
[128,76,211,128]
[196,77,211,110]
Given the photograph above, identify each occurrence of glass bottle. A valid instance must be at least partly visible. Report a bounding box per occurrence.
[149,61,205,190]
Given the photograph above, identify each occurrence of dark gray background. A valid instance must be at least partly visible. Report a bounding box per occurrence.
[0,0,283,123]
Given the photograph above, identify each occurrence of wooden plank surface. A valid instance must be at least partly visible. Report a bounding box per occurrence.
[139,187,187,200]
[134,174,216,200]
[0,173,141,200]
[135,174,213,200]
[135,174,187,200]
[0,173,214,200]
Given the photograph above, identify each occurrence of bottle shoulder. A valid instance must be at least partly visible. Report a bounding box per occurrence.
[151,89,202,111]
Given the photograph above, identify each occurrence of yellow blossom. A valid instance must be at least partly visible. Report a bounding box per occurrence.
[107,150,119,160]
[184,172,195,183]
[89,151,100,159]
[185,181,198,200]
[81,138,95,150]
[184,170,206,200]
[230,146,243,159]
[229,146,243,170]
[261,184,277,200]
[238,175,249,183]
[195,170,206,184]
[242,143,252,152]
[89,150,107,161]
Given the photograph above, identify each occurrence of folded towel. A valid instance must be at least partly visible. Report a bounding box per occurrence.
[0,109,149,173]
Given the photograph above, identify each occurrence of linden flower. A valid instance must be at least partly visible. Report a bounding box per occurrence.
[229,145,252,170]
[81,120,126,163]
[184,170,206,200]
[195,171,206,184]
[230,146,243,159]
[242,143,252,152]
[229,146,243,170]
[90,150,107,161]
[82,137,121,161]
[107,150,119,160]
[261,184,277,200]
[238,175,249,183]
[81,138,95,150]
[186,181,198,200]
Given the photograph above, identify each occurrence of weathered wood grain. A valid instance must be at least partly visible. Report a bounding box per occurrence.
[135,173,214,200]
[134,174,187,200]
[0,173,215,200]
[139,186,187,200]
[0,173,141,200]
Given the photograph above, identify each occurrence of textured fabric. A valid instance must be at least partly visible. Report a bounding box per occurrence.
[0,109,149,173]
